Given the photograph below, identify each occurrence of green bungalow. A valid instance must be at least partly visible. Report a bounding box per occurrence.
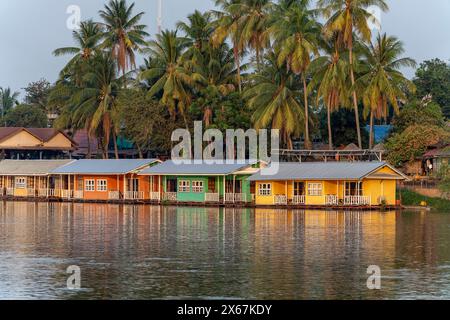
[138,160,264,204]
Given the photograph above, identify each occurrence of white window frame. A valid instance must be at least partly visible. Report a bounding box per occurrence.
[15,177,27,189]
[308,183,323,196]
[192,181,204,193]
[178,180,190,193]
[85,179,95,192]
[97,179,107,192]
[258,183,272,196]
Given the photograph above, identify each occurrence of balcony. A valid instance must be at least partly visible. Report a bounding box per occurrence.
[205,193,220,202]
[344,195,371,206]
[292,195,306,205]
[274,194,288,205]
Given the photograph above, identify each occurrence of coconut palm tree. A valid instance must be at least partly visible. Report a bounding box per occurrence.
[139,30,199,127]
[245,52,304,149]
[318,0,389,148]
[99,0,149,76]
[308,37,350,149]
[211,0,246,92]
[357,33,416,149]
[53,20,103,83]
[0,87,19,118]
[270,0,321,149]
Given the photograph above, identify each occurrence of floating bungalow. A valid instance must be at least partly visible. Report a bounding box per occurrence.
[0,160,74,198]
[51,159,160,201]
[248,162,408,207]
[137,160,263,204]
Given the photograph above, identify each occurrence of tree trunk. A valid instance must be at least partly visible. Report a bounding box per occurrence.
[113,131,119,159]
[302,76,311,150]
[137,144,144,159]
[369,110,374,150]
[349,46,362,149]
[327,104,333,150]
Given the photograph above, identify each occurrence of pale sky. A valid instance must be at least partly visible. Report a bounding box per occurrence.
[1,0,449,98]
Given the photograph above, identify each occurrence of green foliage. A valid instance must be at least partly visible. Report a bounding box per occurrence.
[23,78,51,110]
[400,189,450,211]
[413,58,450,118]
[3,104,48,127]
[385,124,450,166]
[435,163,450,198]
[0,87,20,117]
[392,99,445,133]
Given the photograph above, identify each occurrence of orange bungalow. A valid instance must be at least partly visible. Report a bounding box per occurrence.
[51,159,161,201]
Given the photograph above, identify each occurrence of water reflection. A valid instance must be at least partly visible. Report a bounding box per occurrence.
[0,202,449,299]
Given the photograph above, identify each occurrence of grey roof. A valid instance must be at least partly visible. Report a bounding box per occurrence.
[0,160,75,175]
[52,159,159,174]
[139,160,254,176]
[248,162,401,181]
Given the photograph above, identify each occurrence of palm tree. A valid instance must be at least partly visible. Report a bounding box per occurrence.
[53,20,103,83]
[0,87,20,119]
[318,0,389,148]
[308,37,350,149]
[357,33,416,149]
[270,0,321,149]
[211,0,246,92]
[245,52,304,149]
[99,0,149,76]
[139,30,198,127]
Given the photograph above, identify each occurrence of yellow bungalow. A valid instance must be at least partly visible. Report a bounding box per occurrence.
[0,160,75,198]
[248,162,408,207]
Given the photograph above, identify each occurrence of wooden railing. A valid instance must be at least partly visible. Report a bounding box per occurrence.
[61,190,74,199]
[124,191,144,200]
[292,195,306,205]
[73,190,84,199]
[163,192,177,201]
[108,191,121,200]
[325,195,339,205]
[149,191,161,201]
[6,188,14,196]
[344,195,371,206]
[205,193,220,202]
[224,193,247,203]
[27,188,36,197]
[274,194,288,205]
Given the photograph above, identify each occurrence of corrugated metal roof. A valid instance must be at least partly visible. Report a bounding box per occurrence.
[0,160,75,175]
[248,162,391,181]
[139,160,254,175]
[52,159,159,174]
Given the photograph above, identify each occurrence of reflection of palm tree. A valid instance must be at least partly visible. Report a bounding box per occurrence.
[357,33,416,148]
[0,87,19,118]
[245,53,304,149]
[270,0,320,149]
[319,0,389,148]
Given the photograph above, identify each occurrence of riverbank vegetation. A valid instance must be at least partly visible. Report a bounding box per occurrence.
[400,189,450,212]
[1,0,449,159]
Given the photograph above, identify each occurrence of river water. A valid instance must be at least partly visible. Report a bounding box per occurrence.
[0,201,449,300]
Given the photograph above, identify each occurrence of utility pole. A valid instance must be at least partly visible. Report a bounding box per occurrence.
[157,0,162,34]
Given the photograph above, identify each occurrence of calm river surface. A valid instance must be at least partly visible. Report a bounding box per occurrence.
[0,201,449,300]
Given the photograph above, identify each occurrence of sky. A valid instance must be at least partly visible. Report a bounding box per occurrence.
[0,0,449,99]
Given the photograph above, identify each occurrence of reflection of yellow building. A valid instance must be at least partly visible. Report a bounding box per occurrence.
[249,162,407,207]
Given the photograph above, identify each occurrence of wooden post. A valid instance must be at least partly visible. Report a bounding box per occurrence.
[223,175,226,204]
[232,175,236,203]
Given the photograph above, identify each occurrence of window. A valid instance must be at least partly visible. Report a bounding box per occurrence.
[345,182,362,196]
[293,182,305,196]
[258,183,272,196]
[15,177,27,189]
[179,180,190,192]
[97,179,107,192]
[308,183,323,196]
[192,181,204,193]
[85,179,95,191]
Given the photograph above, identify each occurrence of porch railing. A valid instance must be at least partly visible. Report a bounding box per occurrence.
[73,190,84,199]
[325,195,339,205]
[224,193,247,203]
[163,192,177,201]
[6,188,14,196]
[274,194,288,205]
[344,195,371,206]
[108,191,121,200]
[26,188,36,197]
[124,191,144,200]
[205,193,220,202]
[149,191,161,201]
[61,190,74,199]
[292,195,306,205]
